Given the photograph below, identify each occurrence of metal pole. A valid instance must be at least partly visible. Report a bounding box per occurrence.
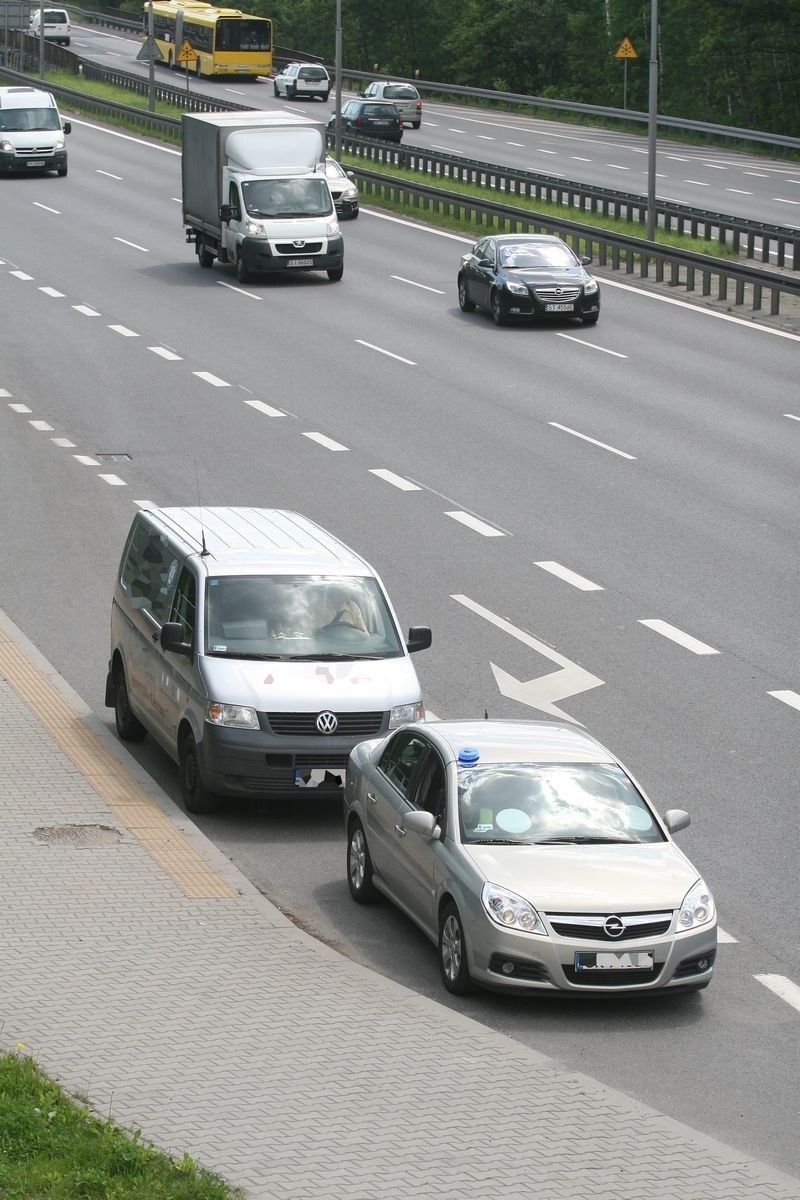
[38,1,44,78]
[334,0,342,160]
[148,0,155,113]
[646,0,658,241]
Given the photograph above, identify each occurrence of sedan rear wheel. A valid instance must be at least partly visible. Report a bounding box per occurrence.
[347,820,379,903]
[490,289,506,326]
[439,901,473,995]
[458,273,475,312]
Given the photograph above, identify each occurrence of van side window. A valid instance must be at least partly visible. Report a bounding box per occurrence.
[121,524,177,623]
[170,567,197,644]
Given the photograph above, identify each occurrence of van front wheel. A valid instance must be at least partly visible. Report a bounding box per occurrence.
[114,664,147,742]
[327,266,343,281]
[180,733,219,814]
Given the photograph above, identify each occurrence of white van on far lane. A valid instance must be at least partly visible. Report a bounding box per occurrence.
[29,7,71,44]
[106,507,432,814]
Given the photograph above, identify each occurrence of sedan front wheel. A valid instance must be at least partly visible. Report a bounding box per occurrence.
[458,274,475,312]
[439,901,473,994]
[490,289,506,326]
[347,820,379,903]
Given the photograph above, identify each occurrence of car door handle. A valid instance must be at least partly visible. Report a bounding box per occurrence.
[395,824,407,836]
[367,791,377,805]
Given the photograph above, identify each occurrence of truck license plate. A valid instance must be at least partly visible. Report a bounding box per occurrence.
[286,258,313,268]
[545,302,574,312]
[575,951,654,971]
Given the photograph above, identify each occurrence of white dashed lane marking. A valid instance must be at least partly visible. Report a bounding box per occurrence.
[149,347,182,361]
[446,511,504,537]
[73,305,100,316]
[98,473,127,486]
[369,469,421,491]
[194,371,230,386]
[73,455,101,466]
[639,619,719,655]
[755,975,800,1013]
[549,422,636,460]
[245,400,284,417]
[9,403,31,413]
[356,339,416,366]
[109,325,139,337]
[768,690,800,711]
[302,432,348,452]
[535,562,603,591]
[39,286,64,297]
[29,420,53,431]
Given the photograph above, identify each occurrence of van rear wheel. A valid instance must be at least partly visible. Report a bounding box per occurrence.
[180,732,219,814]
[114,664,147,742]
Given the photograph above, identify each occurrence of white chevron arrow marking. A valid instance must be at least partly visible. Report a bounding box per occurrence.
[452,594,604,725]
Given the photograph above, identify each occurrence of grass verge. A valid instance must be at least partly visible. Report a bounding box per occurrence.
[0,1050,243,1199]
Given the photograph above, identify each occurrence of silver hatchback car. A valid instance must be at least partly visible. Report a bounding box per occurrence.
[360,80,422,128]
[344,719,717,997]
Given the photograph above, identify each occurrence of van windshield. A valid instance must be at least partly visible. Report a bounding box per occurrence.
[241,177,332,219]
[0,108,60,132]
[205,575,404,659]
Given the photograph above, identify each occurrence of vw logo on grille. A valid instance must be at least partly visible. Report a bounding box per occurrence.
[604,915,625,938]
[316,711,338,735]
[292,239,307,249]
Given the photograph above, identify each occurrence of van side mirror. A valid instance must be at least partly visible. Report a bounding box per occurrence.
[663,809,690,834]
[219,203,234,223]
[406,626,431,653]
[161,622,192,657]
[63,121,71,135]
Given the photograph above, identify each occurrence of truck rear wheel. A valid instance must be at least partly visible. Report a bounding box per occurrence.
[197,240,214,268]
[327,266,344,282]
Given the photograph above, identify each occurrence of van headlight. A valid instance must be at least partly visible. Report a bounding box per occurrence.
[55,134,65,150]
[389,702,425,728]
[245,219,266,237]
[207,702,259,729]
[678,879,715,930]
[325,216,340,236]
[0,139,14,153]
[482,883,546,935]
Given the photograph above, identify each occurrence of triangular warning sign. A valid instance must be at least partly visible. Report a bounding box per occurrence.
[137,36,165,63]
[176,39,197,62]
[614,37,637,59]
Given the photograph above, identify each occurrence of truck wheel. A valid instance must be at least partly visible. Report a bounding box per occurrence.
[235,252,251,284]
[327,266,344,282]
[197,240,214,268]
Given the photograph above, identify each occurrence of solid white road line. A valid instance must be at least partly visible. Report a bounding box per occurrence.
[356,339,416,366]
[73,455,100,466]
[149,346,182,361]
[755,974,800,1013]
[535,561,604,591]
[29,420,53,431]
[73,305,100,316]
[39,286,64,297]
[302,432,348,452]
[445,511,504,537]
[109,325,138,337]
[369,469,421,491]
[98,474,126,486]
[768,690,800,711]
[193,371,230,386]
[245,400,284,417]
[549,421,636,460]
[639,619,720,655]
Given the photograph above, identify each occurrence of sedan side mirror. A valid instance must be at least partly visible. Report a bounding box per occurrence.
[662,809,690,834]
[580,254,593,266]
[406,625,432,653]
[160,621,193,657]
[401,810,440,839]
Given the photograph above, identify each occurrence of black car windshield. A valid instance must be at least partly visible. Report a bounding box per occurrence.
[498,242,577,270]
[241,177,331,218]
[458,762,665,845]
[205,574,404,660]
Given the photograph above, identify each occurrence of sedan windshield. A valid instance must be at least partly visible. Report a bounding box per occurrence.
[205,574,404,660]
[498,243,577,270]
[458,762,665,845]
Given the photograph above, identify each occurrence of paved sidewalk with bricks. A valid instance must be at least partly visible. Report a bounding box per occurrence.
[1,607,798,1200]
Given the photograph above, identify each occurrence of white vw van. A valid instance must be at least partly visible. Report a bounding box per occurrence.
[0,86,70,176]
[106,508,431,814]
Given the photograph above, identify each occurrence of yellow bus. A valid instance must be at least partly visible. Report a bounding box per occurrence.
[144,1,273,77]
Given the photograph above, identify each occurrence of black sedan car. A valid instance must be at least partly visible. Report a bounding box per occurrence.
[457,234,601,326]
[327,100,403,143]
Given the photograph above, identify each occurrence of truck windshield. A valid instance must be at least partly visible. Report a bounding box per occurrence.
[241,177,332,219]
[0,108,60,132]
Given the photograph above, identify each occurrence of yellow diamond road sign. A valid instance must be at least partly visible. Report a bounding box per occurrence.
[615,37,637,59]
[177,39,197,62]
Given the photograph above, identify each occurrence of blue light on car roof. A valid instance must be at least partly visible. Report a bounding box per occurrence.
[458,746,480,765]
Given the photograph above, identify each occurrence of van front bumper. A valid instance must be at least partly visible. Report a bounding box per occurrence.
[198,720,383,796]
[239,234,344,275]
[0,150,67,174]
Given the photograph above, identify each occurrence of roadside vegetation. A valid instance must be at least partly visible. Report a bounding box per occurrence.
[0,1050,242,1199]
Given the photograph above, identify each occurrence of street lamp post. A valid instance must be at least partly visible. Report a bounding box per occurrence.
[646,0,658,241]
[334,0,342,159]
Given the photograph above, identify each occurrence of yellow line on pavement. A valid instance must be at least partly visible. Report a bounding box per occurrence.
[0,628,236,900]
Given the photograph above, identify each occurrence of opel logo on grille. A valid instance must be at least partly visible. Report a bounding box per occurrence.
[316,711,338,735]
[292,239,307,249]
[555,286,564,295]
[604,915,625,938]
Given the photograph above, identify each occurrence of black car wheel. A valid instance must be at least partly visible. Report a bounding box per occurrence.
[273,82,279,97]
[180,732,219,815]
[439,901,473,995]
[347,820,379,903]
[581,314,599,325]
[114,663,147,742]
[328,266,344,281]
[197,239,214,268]
[458,273,475,312]
[490,289,506,326]
[235,252,251,284]
[287,84,296,99]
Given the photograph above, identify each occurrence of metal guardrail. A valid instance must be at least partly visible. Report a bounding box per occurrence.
[1,62,797,317]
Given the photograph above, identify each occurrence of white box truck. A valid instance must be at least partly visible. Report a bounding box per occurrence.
[181,110,344,283]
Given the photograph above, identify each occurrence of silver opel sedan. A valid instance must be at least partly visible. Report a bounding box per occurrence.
[344,720,717,997]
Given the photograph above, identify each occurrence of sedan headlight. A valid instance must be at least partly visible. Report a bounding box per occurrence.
[482,882,546,935]
[207,701,259,729]
[341,185,359,200]
[583,277,599,296]
[678,878,715,930]
[389,702,425,728]
[506,281,529,296]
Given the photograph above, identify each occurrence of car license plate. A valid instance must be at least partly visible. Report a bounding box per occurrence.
[545,302,574,312]
[27,160,45,168]
[575,951,654,971]
[286,258,313,268]
[374,120,389,126]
